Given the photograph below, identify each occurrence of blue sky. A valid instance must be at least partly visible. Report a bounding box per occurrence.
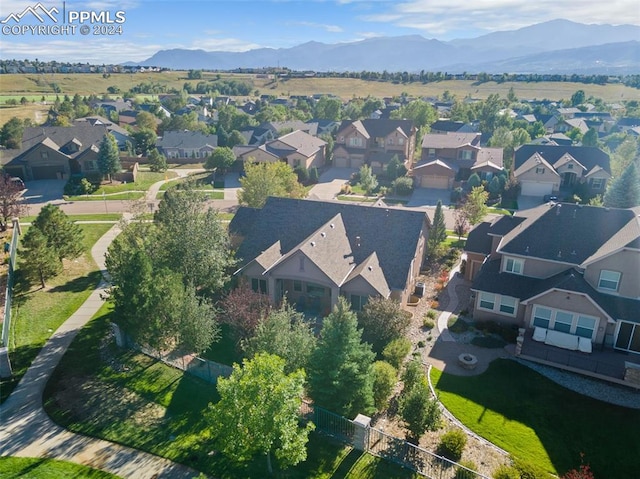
[1,0,639,64]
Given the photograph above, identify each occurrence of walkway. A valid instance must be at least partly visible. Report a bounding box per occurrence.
[0,218,202,479]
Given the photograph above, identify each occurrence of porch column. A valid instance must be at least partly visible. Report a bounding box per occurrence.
[267,276,277,304]
[330,286,340,309]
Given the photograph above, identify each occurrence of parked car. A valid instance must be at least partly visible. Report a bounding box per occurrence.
[543,194,558,203]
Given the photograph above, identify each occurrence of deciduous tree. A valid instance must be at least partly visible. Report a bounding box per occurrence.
[358,297,412,355]
[372,361,397,411]
[238,161,305,208]
[221,282,272,342]
[358,164,378,195]
[0,174,27,228]
[147,148,167,172]
[461,186,489,225]
[209,353,314,474]
[0,117,25,149]
[130,128,157,156]
[204,146,235,173]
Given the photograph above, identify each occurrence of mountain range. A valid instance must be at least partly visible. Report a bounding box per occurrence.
[136,20,640,74]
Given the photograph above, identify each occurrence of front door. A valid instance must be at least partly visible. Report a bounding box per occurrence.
[562,172,577,187]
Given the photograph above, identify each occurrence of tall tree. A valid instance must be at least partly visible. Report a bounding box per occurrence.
[390,100,436,129]
[130,128,157,156]
[32,204,84,261]
[611,136,638,179]
[582,128,599,147]
[358,164,378,195]
[314,96,342,121]
[147,148,167,172]
[204,146,236,174]
[19,227,61,288]
[398,375,441,443]
[0,117,25,149]
[427,200,447,254]
[135,111,158,132]
[0,174,27,228]
[461,186,489,225]
[238,161,305,208]
[308,298,376,417]
[570,90,586,107]
[358,297,412,355]
[221,282,272,342]
[372,361,397,411]
[209,353,314,474]
[603,162,640,208]
[97,132,121,182]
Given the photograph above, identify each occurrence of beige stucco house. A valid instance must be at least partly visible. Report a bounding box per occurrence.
[235,130,327,170]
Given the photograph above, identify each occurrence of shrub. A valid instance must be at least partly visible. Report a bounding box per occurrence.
[455,460,478,479]
[372,361,397,411]
[513,458,554,479]
[493,465,521,479]
[382,337,412,369]
[417,340,425,348]
[426,310,437,319]
[437,429,467,461]
[309,167,319,184]
[63,176,96,196]
[423,317,435,329]
[451,187,463,203]
[392,176,414,196]
[294,165,310,184]
[378,186,388,196]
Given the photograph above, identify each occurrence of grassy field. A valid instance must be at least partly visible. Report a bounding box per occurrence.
[0,457,122,479]
[431,360,640,479]
[44,306,418,478]
[0,223,112,403]
[20,214,122,223]
[0,103,49,126]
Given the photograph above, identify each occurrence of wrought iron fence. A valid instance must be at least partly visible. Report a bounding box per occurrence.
[301,401,355,445]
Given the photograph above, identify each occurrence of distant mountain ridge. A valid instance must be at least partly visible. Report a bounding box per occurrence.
[137,19,640,73]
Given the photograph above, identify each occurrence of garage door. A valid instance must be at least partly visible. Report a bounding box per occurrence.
[520,181,553,197]
[420,175,450,189]
[334,156,348,168]
[31,166,62,180]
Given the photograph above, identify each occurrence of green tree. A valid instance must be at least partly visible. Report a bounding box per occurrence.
[32,204,84,261]
[314,96,342,121]
[135,111,158,132]
[390,100,436,129]
[204,146,236,173]
[238,161,305,208]
[488,176,502,199]
[461,186,489,225]
[582,128,599,147]
[0,117,25,149]
[147,148,167,172]
[0,174,27,227]
[427,200,447,254]
[611,136,638,178]
[382,337,411,369]
[603,162,640,208]
[467,172,482,189]
[358,164,378,195]
[358,297,412,355]
[130,128,157,156]
[20,227,61,288]
[243,302,316,374]
[386,155,407,180]
[308,298,376,417]
[209,353,314,474]
[97,132,121,182]
[372,361,397,411]
[227,129,247,148]
[571,90,586,107]
[398,360,441,443]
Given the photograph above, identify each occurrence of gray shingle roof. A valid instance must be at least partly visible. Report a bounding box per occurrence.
[230,197,428,291]
[421,132,481,149]
[157,130,218,149]
[514,145,611,175]
[19,126,109,160]
[464,222,493,255]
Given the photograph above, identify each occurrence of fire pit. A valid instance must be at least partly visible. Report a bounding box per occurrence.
[458,353,478,370]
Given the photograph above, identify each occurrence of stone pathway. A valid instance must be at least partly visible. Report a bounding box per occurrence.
[0,218,203,479]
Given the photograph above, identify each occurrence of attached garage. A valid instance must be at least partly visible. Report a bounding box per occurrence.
[31,166,64,180]
[419,175,450,189]
[334,156,363,169]
[412,159,454,190]
[520,181,554,197]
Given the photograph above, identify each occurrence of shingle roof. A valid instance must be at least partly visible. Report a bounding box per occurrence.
[361,119,414,138]
[229,197,428,291]
[514,145,611,175]
[421,132,480,149]
[276,130,326,158]
[430,120,468,132]
[19,126,109,160]
[157,130,218,149]
[344,252,391,297]
[464,222,493,255]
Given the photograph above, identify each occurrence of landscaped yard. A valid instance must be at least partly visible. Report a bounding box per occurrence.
[431,359,640,479]
[64,171,177,201]
[0,457,122,479]
[44,305,419,478]
[0,223,112,403]
[20,214,122,224]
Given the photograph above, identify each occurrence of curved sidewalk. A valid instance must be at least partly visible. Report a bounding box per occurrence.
[0,220,202,479]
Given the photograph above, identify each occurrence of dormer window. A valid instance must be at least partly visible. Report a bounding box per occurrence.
[503,256,524,275]
[535,167,545,174]
[598,270,620,292]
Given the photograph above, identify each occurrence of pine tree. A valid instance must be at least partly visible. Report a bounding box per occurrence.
[97,133,121,182]
[427,200,447,254]
[604,162,640,208]
[20,227,61,288]
[32,204,84,261]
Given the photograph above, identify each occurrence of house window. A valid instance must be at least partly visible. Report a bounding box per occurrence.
[83,160,98,171]
[351,294,369,312]
[299,256,305,272]
[536,167,545,174]
[194,151,200,158]
[591,178,604,190]
[427,148,436,157]
[503,257,524,275]
[576,315,597,339]
[41,152,48,159]
[293,280,302,292]
[306,283,325,297]
[387,138,394,145]
[499,296,517,315]
[532,306,552,328]
[567,163,574,169]
[251,278,267,294]
[553,311,573,333]
[348,137,363,147]
[479,292,496,311]
[459,150,473,160]
[598,270,621,292]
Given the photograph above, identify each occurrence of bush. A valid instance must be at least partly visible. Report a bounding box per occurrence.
[455,460,478,479]
[372,361,397,411]
[294,166,310,184]
[437,429,467,461]
[63,176,95,196]
[513,458,554,479]
[392,176,414,196]
[417,340,425,348]
[382,337,411,369]
[309,167,319,184]
[451,187,463,204]
[493,465,521,479]
[426,310,437,319]
[423,317,435,329]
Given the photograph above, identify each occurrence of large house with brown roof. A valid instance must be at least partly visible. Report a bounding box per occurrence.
[229,197,430,314]
[332,119,417,173]
[465,203,640,386]
[412,132,504,189]
[234,130,327,170]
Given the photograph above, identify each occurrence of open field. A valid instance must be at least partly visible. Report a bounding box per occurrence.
[0,103,49,126]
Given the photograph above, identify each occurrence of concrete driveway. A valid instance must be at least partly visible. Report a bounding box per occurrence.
[22,179,66,204]
[518,195,542,211]
[308,167,356,200]
[408,187,451,207]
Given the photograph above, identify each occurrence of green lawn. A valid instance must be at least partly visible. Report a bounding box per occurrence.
[65,192,146,201]
[337,195,376,203]
[20,214,122,223]
[0,223,112,403]
[44,306,419,479]
[0,457,122,479]
[431,360,640,479]
[156,190,224,200]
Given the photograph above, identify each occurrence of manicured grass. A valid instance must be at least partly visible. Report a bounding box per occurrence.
[443,237,466,249]
[337,195,376,203]
[0,457,122,479]
[431,360,640,479]
[66,192,145,201]
[0,223,112,404]
[158,172,215,191]
[486,207,511,215]
[20,214,122,223]
[44,306,419,478]
[156,190,223,200]
[69,171,178,198]
[446,229,468,238]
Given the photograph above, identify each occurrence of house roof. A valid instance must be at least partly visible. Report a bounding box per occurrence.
[411,159,453,172]
[498,203,638,266]
[421,132,481,149]
[18,125,110,160]
[74,115,130,137]
[275,130,326,158]
[513,152,559,178]
[344,252,391,297]
[464,221,493,255]
[430,120,473,133]
[514,145,611,175]
[230,197,428,291]
[157,130,218,149]
[337,119,414,140]
[476,148,504,168]
[553,153,586,171]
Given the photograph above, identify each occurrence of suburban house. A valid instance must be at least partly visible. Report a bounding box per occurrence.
[229,197,430,314]
[156,130,218,160]
[412,132,504,189]
[332,119,417,173]
[429,120,476,134]
[465,203,640,385]
[1,125,114,180]
[73,116,130,149]
[514,145,611,198]
[234,130,327,170]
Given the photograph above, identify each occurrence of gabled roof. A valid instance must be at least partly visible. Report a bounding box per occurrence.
[412,159,453,171]
[421,132,481,149]
[476,148,504,168]
[553,153,586,171]
[157,130,218,149]
[74,116,129,137]
[513,152,559,178]
[430,120,473,133]
[18,126,109,160]
[344,252,391,297]
[464,221,493,255]
[582,210,640,265]
[275,130,326,158]
[514,145,611,175]
[230,197,428,291]
[336,119,415,140]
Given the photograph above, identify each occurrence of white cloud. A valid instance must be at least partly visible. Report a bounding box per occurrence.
[192,37,263,52]
[290,21,343,33]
